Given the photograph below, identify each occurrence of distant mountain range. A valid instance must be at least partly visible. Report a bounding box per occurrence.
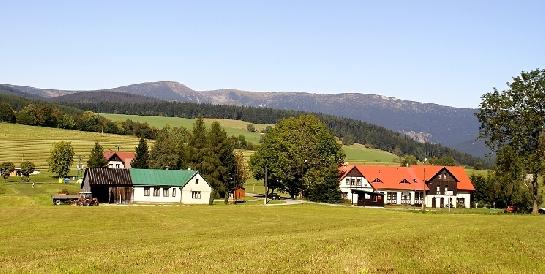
[0,81,488,156]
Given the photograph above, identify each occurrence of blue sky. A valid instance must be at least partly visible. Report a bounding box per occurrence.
[1,0,544,108]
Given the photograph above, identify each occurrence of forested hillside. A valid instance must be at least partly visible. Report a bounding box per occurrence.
[53,93,488,167]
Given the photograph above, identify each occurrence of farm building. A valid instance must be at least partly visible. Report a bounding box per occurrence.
[103,151,135,169]
[339,165,475,208]
[81,168,212,204]
[130,168,211,204]
[81,168,133,204]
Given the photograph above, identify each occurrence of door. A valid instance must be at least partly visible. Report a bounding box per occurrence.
[440,198,444,208]
[432,197,436,208]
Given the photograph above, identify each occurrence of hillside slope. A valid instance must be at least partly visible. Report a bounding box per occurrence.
[0,123,139,169]
[2,82,487,156]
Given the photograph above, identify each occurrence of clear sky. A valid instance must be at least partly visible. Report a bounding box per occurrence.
[1,0,544,108]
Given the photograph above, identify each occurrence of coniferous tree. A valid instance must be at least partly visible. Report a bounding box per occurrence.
[149,126,188,169]
[188,118,209,172]
[131,137,150,168]
[87,142,107,168]
[208,122,236,204]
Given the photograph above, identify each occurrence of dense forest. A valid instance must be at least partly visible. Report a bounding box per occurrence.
[55,97,488,168]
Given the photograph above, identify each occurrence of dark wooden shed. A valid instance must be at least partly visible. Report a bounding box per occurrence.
[351,189,385,207]
[82,168,133,204]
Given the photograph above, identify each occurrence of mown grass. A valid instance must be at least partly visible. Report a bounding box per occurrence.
[0,123,140,169]
[101,113,271,144]
[343,143,399,164]
[0,204,544,273]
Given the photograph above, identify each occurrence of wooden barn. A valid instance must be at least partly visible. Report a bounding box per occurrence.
[81,168,133,204]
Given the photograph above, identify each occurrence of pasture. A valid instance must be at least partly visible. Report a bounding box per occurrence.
[0,199,544,273]
[0,123,140,169]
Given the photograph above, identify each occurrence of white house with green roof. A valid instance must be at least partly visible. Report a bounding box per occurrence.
[130,168,211,204]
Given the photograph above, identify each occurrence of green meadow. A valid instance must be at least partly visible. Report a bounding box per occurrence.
[0,193,544,273]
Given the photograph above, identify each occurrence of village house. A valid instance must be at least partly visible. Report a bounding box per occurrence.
[103,151,135,169]
[339,165,475,208]
[81,168,211,204]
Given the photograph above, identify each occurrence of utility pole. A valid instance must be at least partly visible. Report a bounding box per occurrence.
[264,166,268,205]
[422,159,427,212]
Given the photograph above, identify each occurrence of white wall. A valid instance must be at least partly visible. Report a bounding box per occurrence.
[339,176,373,204]
[133,186,181,203]
[108,160,125,169]
[181,174,212,204]
[424,192,472,208]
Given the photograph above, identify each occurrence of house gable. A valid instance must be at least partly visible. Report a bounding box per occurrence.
[427,168,458,195]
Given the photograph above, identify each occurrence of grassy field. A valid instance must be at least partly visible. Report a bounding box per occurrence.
[0,123,140,169]
[343,143,399,164]
[0,202,544,273]
[101,113,271,144]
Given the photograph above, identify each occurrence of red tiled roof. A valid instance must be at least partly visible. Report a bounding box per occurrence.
[356,165,428,191]
[411,165,475,191]
[103,151,136,167]
[339,164,475,191]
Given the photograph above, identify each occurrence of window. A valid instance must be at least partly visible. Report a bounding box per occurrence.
[153,187,160,197]
[163,188,169,197]
[144,187,150,196]
[350,179,355,186]
[444,187,448,194]
[356,178,362,186]
[436,186,440,193]
[387,192,397,204]
[401,192,411,204]
[116,164,120,168]
[172,188,176,197]
[192,191,201,199]
[195,179,199,184]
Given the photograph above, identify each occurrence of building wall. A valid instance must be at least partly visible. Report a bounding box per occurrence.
[424,192,471,208]
[107,160,125,169]
[181,174,212,204]
[133,186,182,203]
[339,175,373,204]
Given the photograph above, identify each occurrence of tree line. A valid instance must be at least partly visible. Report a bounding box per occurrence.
[0,94,157,139]
[55,96,487,168]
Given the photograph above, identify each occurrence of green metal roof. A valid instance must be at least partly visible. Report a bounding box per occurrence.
[129,168,197,187]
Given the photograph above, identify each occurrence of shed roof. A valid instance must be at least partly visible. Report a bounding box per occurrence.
[84,168,132,186]
[129,168,197,187]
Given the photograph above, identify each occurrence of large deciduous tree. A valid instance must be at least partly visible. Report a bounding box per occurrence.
[477,69,545,214]
[250,115,345,201]
[131,137,150,168]
[87,142,107,168]
[20,161,36,182]
[0,102,16,123]
[48,141,75,178]
[1,162,15,180]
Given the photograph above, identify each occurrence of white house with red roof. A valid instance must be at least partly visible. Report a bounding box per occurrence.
[339,165,475,208]
[103,151,136,169]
